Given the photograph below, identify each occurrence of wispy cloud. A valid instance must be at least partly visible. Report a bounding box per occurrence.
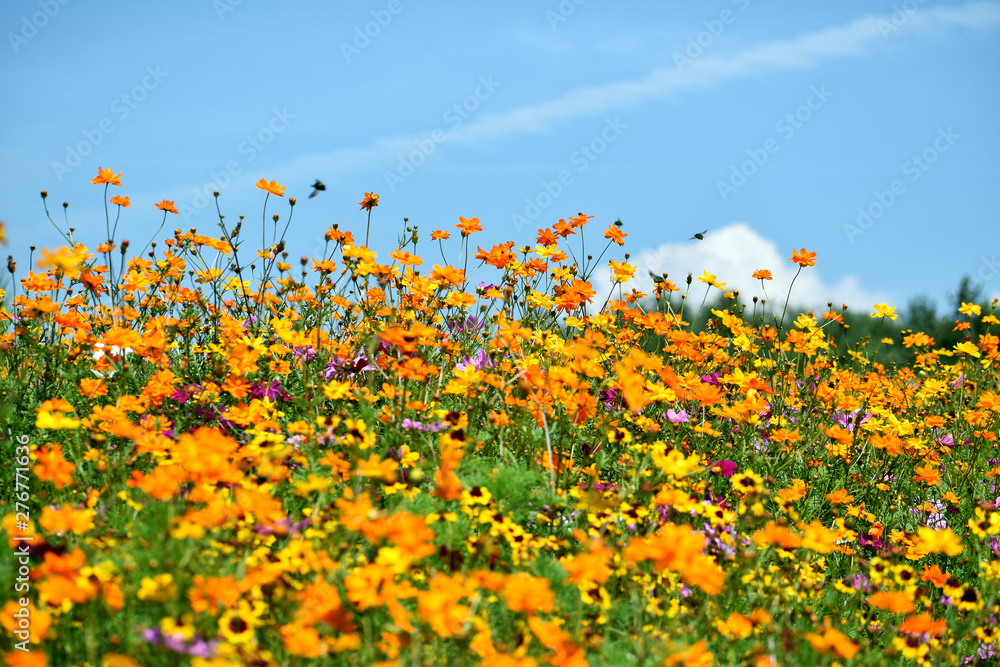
[591,223,891,312]
[285,2,1000,177]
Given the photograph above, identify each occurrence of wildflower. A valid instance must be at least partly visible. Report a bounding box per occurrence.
[914,527,963,556]
[871,303,898,320]
[788,248,817,267]
[804,626,859,660]
[256,178,285,196]
[752,269,772,280]
[958,302,981,317]
[869,590,915,614]
[359,191,379,210]
[730,470,763,496]
[825,489,854,505]
[156,200,179,214]
[696,270,726,290]
[33,444,75,487]
[456,215,483,236]
[503,574,555,614]
[913,463,941,486]
[109,195,131,207]
[603,224,627,246]
[91,167,123,186]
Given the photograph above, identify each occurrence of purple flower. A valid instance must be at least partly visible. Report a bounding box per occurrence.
[292,345,316,362]
[325,351,377,380]
[700,373,720,385]
[250,380,290,402]
[706,460,737,478]
[456,349,495,373]
[447,315,485,334]
[665,409,688,424]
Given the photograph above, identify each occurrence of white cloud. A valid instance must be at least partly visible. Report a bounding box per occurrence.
[591,223,890,313]
[284,2,1000,178]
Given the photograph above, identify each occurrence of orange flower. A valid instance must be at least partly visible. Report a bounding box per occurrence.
[91,167,122,186]
[804,626,859,660]
[502,573,555,614]
[899,612,947,637]
[389,248,423,266]
[455,215,483,237]
[664,640,712,667]
[603,224,627,246]
[752,269,772,280]
[109,195,131,207]
[3,650,47,667]
[430,229,450,241]
[753,522,801,550]
[825,488,854,505]
[155,200,178,214]
[869,590,915,614]
[359,191,379,210]
[256,178,286,196]
[919,564,950,587]
[913,463,941,486]
[788,248,817,267]
[33,444,75,488]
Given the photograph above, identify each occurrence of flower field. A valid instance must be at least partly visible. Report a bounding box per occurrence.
[1,170,999,666]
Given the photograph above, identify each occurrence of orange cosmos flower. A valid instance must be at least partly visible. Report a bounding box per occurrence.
[804,626,859,661]
[825,488,854,505]
[256,178,285,197]
[109,195,131,207]
[455,215,483,236]
[869,591,916,614]
[359,191,379,210]
[603,224,627,246]
[33,444,75,488]
[430,229,450,240]
[502,573,555,614]
[389,248,422,266]
[752,269,772,280]
[788,248,817,267]
[913,463,941,486]
[155,200,178,214]
[91,166,123,186]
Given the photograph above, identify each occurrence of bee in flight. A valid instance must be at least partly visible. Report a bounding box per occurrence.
[309,180,326,199]
[689,229,707,240]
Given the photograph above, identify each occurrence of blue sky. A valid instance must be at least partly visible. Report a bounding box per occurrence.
[2,0,999,314]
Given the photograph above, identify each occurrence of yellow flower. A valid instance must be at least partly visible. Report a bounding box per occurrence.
[35,410,80,430]
[696,270,726,289]
[915,527,963,556]
[871,303,898,320]
[256,178,285,196]
[958,301,981,317]
[137,574,176,602]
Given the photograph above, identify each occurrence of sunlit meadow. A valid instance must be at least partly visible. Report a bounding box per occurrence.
[0,168,998,666]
